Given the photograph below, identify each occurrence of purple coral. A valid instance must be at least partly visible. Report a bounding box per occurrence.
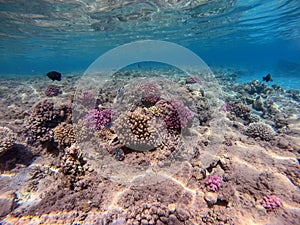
[45,85,60,97]
[205,175,222,191]
[261,195,282,211]
[141,82,161,106]
[156,98,193,132]
[84,109,113,130]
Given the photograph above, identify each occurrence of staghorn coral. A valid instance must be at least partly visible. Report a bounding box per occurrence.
[0,126,17,156]
[140,81,161,106]
[54,122,76,149]
[205,175,222,192]
[84,109,113,130]
[25,100,72,145]
[261,195,282,211]
[245,122,276,141]
[112,107,163,151]
[45,85,61,97]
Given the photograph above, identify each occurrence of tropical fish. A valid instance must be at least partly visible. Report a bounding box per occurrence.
[46,71,61,81]
[263,73,273,82]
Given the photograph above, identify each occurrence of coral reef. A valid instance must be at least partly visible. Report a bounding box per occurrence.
[245,122,276,141]
[0,126,16,156]
[83,109,113,130]
[140,81,161,106]
[261,195,282,211]
[45,85,61,97]
[54,122,76,149]
[205,175,222,192]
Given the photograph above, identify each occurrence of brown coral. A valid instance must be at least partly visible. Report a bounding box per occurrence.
[112,107,165,151]
[245,122,276,141]
[25,100,72,145]
[0,126,16,156]
[54,122,76,149]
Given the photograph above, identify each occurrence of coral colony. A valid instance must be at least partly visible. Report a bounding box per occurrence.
[83,109,113,130]
[205,175,223,191]
[261,195,282,211]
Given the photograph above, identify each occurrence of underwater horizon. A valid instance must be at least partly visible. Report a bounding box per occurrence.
[0,1,300,225]
[0,0,300,89]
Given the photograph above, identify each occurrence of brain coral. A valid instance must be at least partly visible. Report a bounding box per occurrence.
[245,122,276,141]
[54,122,76,149]
[0,126,17,156]
[112,107,164,151]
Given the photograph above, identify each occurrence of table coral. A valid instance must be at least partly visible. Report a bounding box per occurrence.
[0,126,16,156]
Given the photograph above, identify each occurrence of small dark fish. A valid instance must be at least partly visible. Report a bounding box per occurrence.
[263,73,273,82]
[46,71,61,81]
[113,148,124,161]
[117,86,125,98]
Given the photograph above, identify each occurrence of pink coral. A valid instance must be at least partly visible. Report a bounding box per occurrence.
[84,109,113,130]
[261,195,282,211]
[205,175,222,191]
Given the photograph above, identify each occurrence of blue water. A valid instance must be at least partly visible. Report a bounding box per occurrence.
[0,0,299,89]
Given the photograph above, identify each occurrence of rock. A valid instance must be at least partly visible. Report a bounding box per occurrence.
[204,192,218,207]
[277,137,289,149]
[253,96,264,111]
[0,191,17,217]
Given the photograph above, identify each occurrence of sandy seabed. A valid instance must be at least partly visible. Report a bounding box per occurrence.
[0,68,299,225]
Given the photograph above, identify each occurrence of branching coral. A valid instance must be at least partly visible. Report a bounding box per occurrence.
[205,175,222,191]
[156,98,193,132]
[84,109,113,130]
[140,81,161,106]
[0,126,16,156]
[261,195,282,211]
[54,122,76,149]
[245,122,276,141]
